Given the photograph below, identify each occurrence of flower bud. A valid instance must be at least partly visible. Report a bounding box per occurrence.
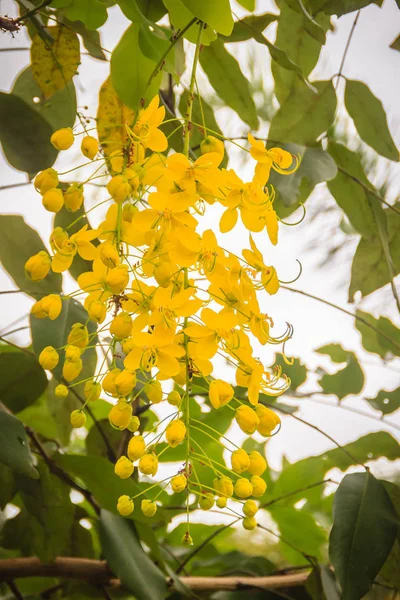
[235,405,259,434]
[201,135,224,157]
[110,150,124,173]
[231,449,250,474]
[110,312,132,339]
[243,500,258,517]
[100,243,120,268]
[81,135,98,160]
[114,369,136,397]
[209,379,234,409]
[39,346,59,370]
[32,294,62,320]
[154,261,174,288]
[64,184,84,212]
[55,384,68,399]
[117,495,134,516]
[67,323,89,349]
[70,410,86,428]
[171,474,187,493]
[127,435,146,461]
[51,127,74,150]
[34,168,59,194]
[105,264,129,294]
[167,390,181,406]
[182,532,193,546]
[65,345,81,362]
[114,456,134,479]
[242,516,257,531]
[248,451,267,476]
[25,251,51,281]
[63,357,83,381]
[102,368,121,396]
[144,380,163,404]
[216,497,227,509]
[107,175,132,204]
[250,475,267,498]
[165,419,186,448]
[141,499,157,517]
[213,476,234,498]
[42,188,64,213]
[87,300,107,324]
[108,399,132,430]
[84,380,101,402]
[127,416,140,433]
[255,404,281,436]
[234,478,253,499]
[199,492,214,510]
[138,453,158,476]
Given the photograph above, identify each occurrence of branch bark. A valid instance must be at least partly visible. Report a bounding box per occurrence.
[0,557,309,590]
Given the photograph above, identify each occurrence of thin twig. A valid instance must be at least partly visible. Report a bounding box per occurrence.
[337,166,400,216]
[261,479,336,509]
[335,10,361,89]
[13,0,53,24]
[7,581,25,600]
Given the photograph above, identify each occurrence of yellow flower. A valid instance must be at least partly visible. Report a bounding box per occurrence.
[110,312,132,339]
[132,191,197,235]
[242,516,257,530]
[34,168,58,194]
[139,453,158,476]
[102,368,121,396]
[81,135,99,160]
[127,416,140,432]
[127,435,146,461]
[165,419,186,448]
[167,390,181,406]
[251,475,267,497]
[117,495,134,516]
[114,456,134,479]
[208,379,234,409]
[248,133,297,186]
[31,294,62,320]
[42,188,64,213]
[213,476,233,498]
[51,226,99,273]
[199,492,214,510]
[150,285,202,330]
[235,405,259,434]
[25,251,51,281]
[51,127,74,151]
[185,308,238,361]
[231,449,250,474]
[108,399,132,430]
[141,499,157,517]
[114,369,136,396]
[124,326,185,378]
[235,355,265,406]
[39,346,59,370]
[99,243,120,268]
[248,451,267,476]
[143,380,163,404]
[105,264,129,294]
[171,474,187,493]
[64,184,84,212]
[242,235,279,295]
[255,404,281,436]
[84,380,101,402]
[67,323,89,349]
[234,478,253,499]
[163,152,222,197]
[243,500,258,517]
[128,94,167,152]
[70,410,86,428]
[201,135,224,157]
[55,384,68,399]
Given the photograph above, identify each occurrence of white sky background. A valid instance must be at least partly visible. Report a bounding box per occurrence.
[0,0,400,477]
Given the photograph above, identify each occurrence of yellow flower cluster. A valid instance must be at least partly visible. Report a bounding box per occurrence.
[26,89,299,541]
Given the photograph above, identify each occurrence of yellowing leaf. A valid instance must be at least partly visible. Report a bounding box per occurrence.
[96,76,134,157]
[31,25,80,99]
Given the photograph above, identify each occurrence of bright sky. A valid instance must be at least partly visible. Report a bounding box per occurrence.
[0,0,400,478]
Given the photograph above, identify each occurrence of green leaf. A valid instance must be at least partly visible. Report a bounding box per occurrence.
[0,215,61,299]
[0,346,47,412]
[309,0,383,16]
[355,309,400,359]
[63,0,108,30]
[269,80,337,146]
[100,509,167,599]
[269,505,327,565]
[0,410,38,479]
[111,23,162,111]
[306,565,341,600]
[12,66,77,132]
[62,17,107,61]
[16,458,75,562]
[161,0,217,45]
[54,204,95,280]
[270,143,337,215]
[367,387,400,416]
[222,13,278,43]
[316,344,364,400]
[181,0,233,36]
[327,142,381,238]
[16,393,59,441]
[329,472,398,600]
[345,79,398,161]
[0,92,58,173]
[199,38,258,129]
[236,0,255,10]
[274,354,307,391]
[378,482,400,589]
[138,26,176,76]
[0,463,16,510]
[349,205,400,300]
[271,3,329,104]
[390,33,400,52]
[136,0,167,21]
[85,418,121,458]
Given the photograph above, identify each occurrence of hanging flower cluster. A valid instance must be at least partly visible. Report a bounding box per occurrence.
[25,33,299,541]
